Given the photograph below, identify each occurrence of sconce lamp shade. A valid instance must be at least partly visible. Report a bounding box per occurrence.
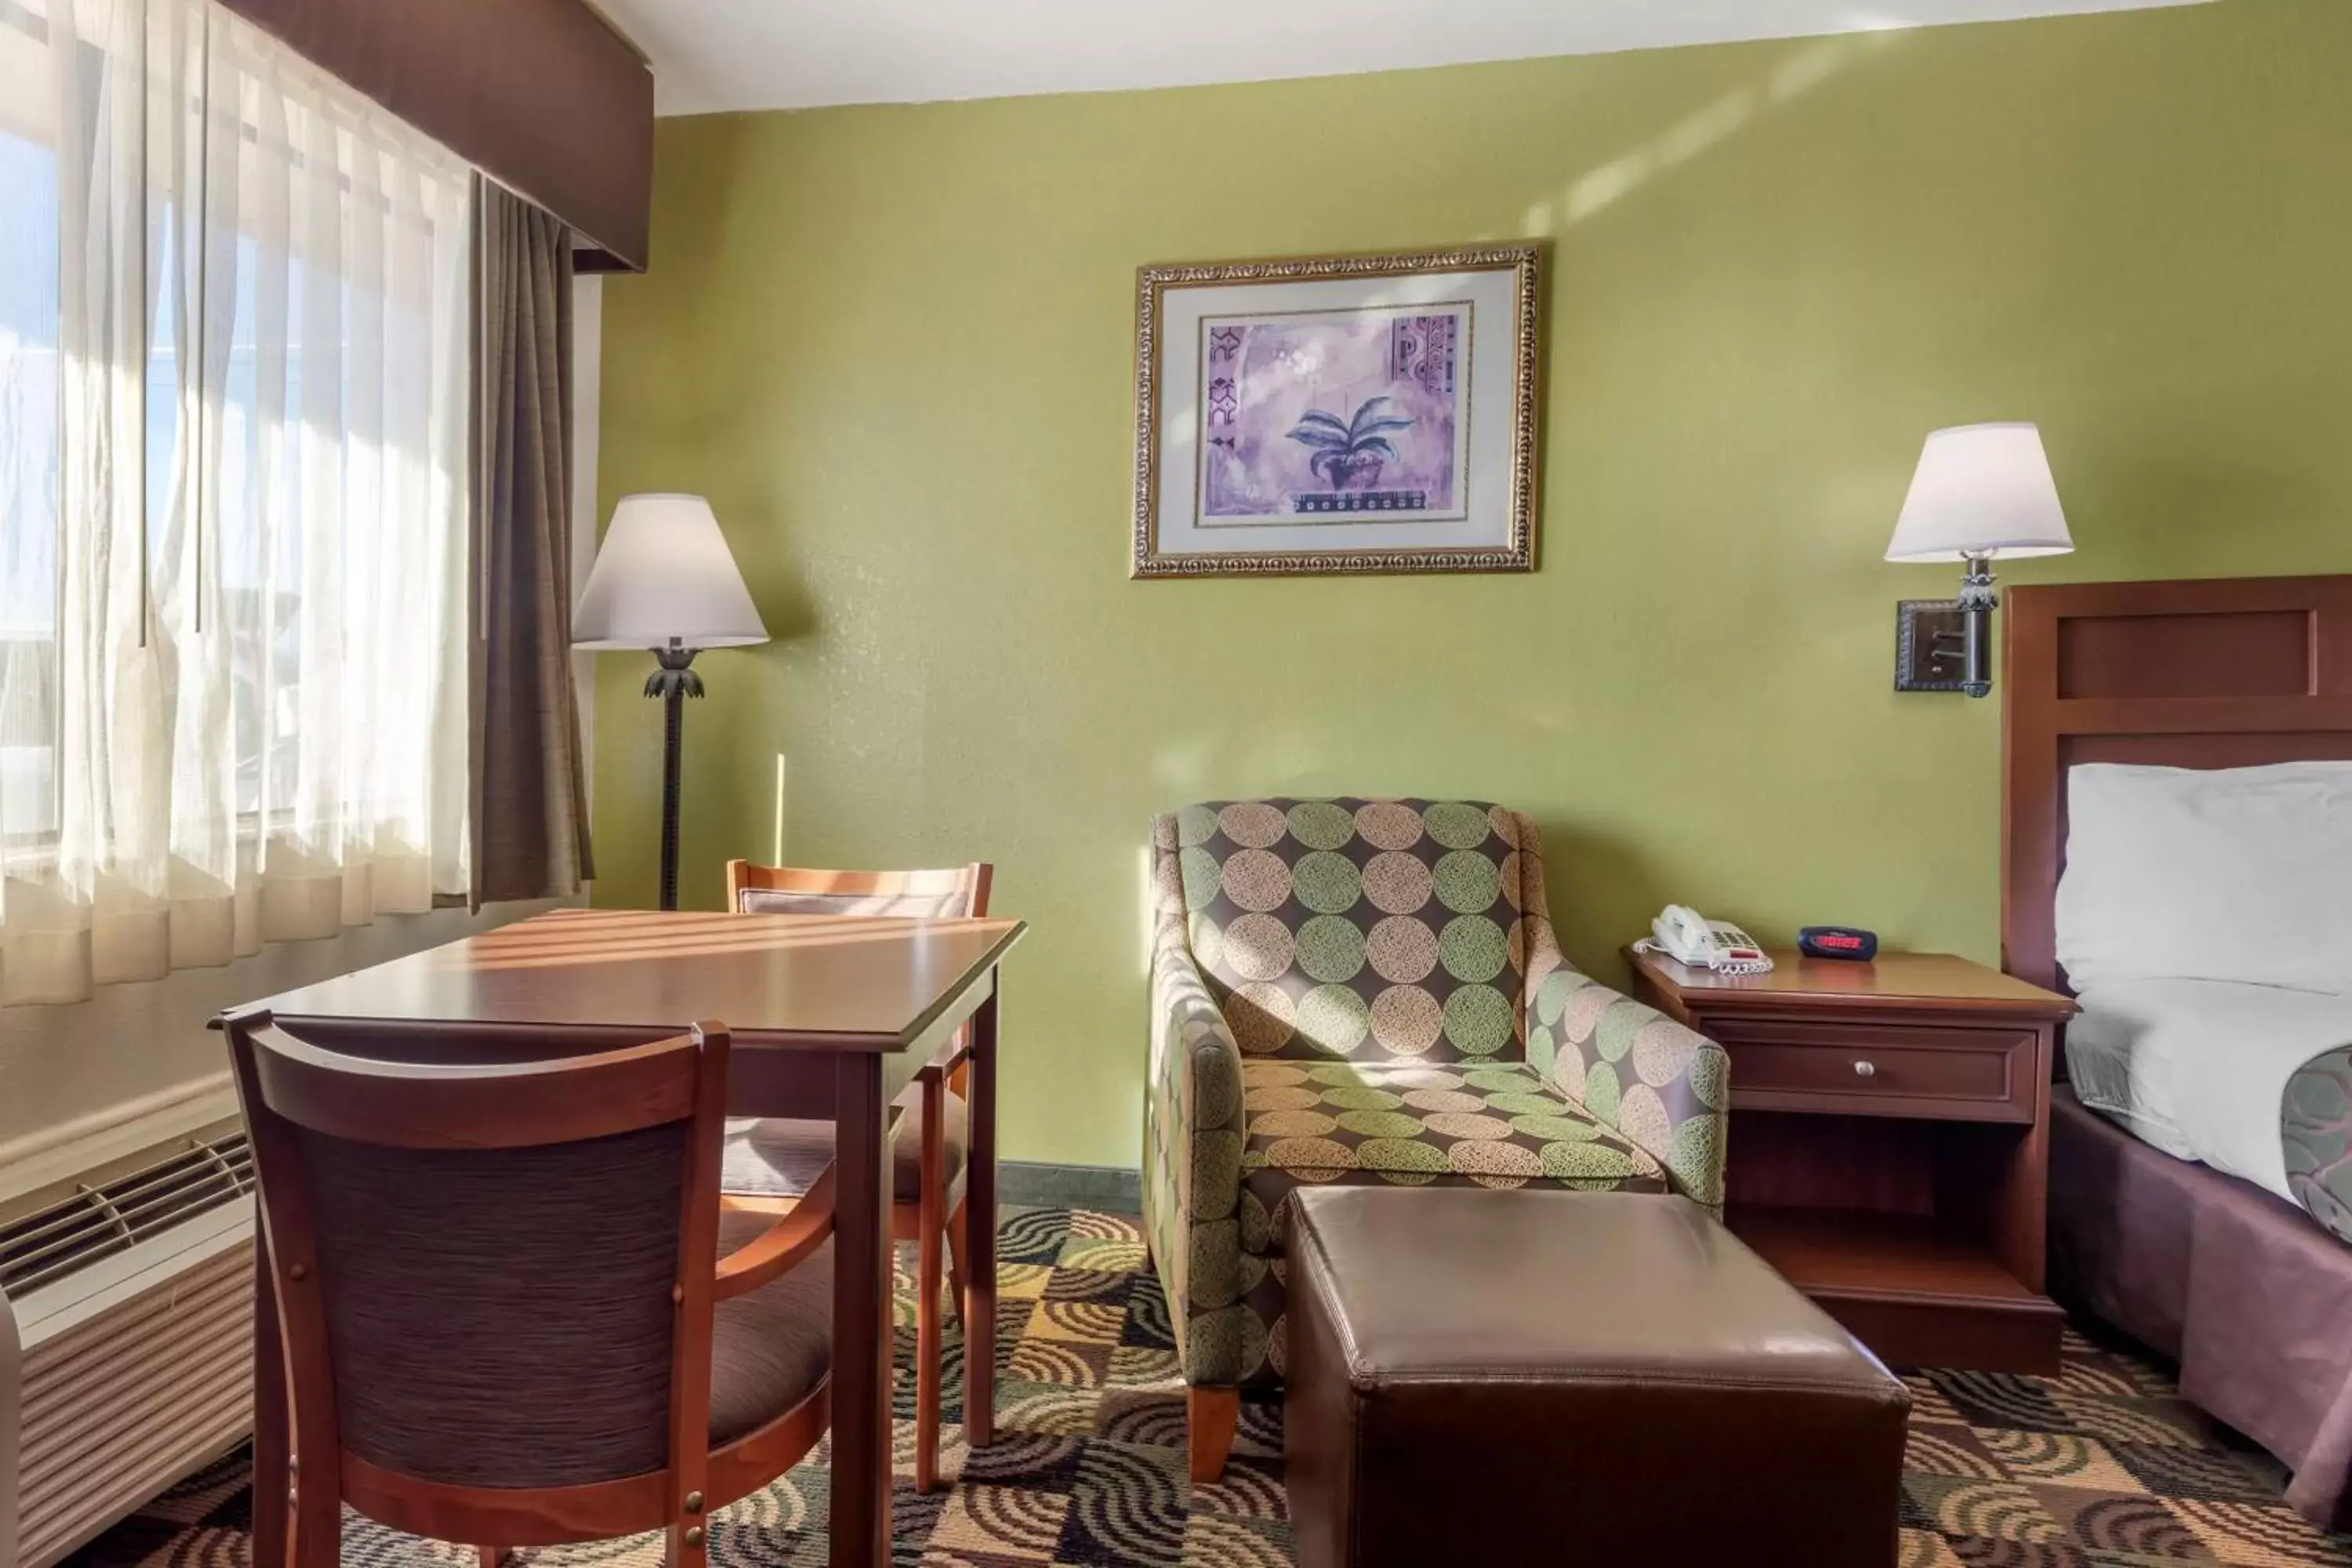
[573,493,770,650]
[1885,423,2075,563]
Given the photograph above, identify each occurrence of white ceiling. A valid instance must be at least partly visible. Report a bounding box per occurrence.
[600,0,2211,117]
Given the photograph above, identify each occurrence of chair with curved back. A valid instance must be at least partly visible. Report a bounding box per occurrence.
[1145,799,1733,1480]
[719,858,990,1494]
[223,1007,837,1567]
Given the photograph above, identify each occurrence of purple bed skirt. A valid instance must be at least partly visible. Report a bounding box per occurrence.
[2050,1087,2352,1530]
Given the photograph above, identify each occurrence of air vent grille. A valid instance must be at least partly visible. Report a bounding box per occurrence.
[0,1131,253,1298]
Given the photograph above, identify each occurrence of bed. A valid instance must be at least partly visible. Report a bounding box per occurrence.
[2002,572,2352,1532]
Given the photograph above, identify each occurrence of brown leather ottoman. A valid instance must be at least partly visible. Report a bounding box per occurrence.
[1285,1188,1911,1568]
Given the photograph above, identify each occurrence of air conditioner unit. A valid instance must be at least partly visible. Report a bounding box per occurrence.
[1,1118,256,1567]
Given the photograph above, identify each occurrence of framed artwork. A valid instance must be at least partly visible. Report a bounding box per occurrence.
[1131,243,1542,578]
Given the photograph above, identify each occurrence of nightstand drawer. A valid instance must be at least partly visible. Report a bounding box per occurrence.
[1712,1018,2038,1123]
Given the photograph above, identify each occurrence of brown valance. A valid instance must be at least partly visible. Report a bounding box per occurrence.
[218,0,654,270]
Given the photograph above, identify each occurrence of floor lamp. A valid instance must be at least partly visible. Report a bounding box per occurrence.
[573,493,770,910]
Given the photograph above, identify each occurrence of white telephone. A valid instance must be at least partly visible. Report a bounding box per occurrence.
[1641,906,1774,976]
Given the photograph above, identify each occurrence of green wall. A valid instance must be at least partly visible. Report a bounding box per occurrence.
[595,0,2352,1168]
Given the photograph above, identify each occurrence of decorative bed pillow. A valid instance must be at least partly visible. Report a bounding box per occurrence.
[2056,760,2352,994]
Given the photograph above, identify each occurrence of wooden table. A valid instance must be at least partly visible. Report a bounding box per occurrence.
[229,907,1025,1568]
[1627,945,2075,1374]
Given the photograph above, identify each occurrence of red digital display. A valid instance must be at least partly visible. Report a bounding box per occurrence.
[1820,934,1864,949]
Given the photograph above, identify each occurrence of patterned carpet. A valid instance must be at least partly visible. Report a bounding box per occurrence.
[70,1204,2352,1568]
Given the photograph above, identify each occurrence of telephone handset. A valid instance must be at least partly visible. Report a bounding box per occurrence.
[1639,906,1774,976]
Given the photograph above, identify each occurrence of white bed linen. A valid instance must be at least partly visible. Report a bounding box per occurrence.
[2067,978,2352,1203]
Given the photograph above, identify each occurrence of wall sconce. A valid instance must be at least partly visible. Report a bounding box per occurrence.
[1887,423,2074,699]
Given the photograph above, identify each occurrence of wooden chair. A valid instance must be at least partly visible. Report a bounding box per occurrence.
[720,858,989,1493]
[223,1007,837,1568]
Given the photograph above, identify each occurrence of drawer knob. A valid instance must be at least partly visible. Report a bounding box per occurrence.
[1853,1059,1878,1079]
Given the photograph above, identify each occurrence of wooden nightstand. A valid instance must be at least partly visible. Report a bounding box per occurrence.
[1627,946,2077,1375]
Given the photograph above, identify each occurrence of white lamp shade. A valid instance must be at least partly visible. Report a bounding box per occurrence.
[573,493,770,650]
[1884,423,2075,563]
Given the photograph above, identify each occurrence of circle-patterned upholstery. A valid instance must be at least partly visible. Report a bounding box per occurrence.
[1228,1055,1671,1383]
[1169,799,1529,1064]
[1142,798,1734,1392]
[1240,1058,1667,1195]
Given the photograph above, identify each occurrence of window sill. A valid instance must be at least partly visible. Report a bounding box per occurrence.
[0,894,580,1199]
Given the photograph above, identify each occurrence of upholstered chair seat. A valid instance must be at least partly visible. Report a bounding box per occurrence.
[1144,798,1733,1482]
[721,1097,970,1205]
[1246,1051,1664,1207]
[708,1214,837,1444]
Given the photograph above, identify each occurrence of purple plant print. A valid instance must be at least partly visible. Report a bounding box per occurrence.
[1198,305,1468,523]
[1286,397,1413,493]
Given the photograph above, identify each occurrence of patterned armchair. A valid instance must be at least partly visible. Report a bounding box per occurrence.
[1142,799,1730,1479]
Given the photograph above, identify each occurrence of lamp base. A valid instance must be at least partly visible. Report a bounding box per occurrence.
[1896,554,1999,699]
[1895,600,1974,694]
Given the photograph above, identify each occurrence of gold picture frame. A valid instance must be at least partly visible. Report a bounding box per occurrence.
[1131,243,1542,579]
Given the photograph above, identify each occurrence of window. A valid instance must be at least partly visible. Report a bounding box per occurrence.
[0,20,61,850]
[0,0,474,1003]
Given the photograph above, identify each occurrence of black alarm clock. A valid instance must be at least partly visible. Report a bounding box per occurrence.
[1798,926,1878,962]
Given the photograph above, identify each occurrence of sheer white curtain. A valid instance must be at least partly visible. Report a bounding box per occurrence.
[0,0,472,1004]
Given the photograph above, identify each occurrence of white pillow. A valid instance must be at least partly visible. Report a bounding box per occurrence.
[2055,761,2352,994]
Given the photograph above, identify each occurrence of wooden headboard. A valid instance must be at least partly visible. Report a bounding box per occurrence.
[2002,574,2352,993]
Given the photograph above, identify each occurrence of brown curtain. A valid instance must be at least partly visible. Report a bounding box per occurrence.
[470,179,596,906]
